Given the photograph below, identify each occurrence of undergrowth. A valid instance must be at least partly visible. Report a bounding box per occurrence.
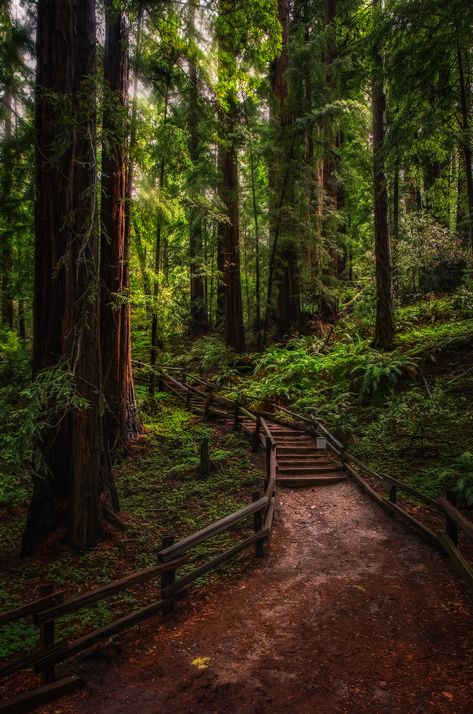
[0,391,261,661]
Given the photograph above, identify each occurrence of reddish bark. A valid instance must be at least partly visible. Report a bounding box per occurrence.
[101,1,141,452]
[24,0,113,553]
[372,0,395,350]
[269,0,301,336]
[188,1,207,335]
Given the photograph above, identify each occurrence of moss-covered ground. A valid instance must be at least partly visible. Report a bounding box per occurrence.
[0,390,262,663]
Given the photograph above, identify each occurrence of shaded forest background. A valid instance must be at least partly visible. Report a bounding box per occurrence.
[0,0,472,561]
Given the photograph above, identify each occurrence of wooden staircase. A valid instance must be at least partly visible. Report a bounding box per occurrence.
[237,418,347,489]
[146,366,347,490]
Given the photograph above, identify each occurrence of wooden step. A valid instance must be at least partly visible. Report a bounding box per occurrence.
[277,446,321,454]
[277,473,346,487]
[277,458,339,468]
[277,464,344,475]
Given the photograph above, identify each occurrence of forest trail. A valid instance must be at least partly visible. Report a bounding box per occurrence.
[49,482,473,714]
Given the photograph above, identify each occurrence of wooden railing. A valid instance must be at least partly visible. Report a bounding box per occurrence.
[240,393,473,592]
[1,368,278,713]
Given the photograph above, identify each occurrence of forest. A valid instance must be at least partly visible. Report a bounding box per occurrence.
[1,0,473,711]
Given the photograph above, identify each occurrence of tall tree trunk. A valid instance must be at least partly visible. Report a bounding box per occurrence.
[323,0,342,277]
[217,1,245,352]
[249,141,262,349]
[215,144,226,328]
[270,0,300,337]
[456,37,473,255]
[1,88,14,328]
[188,0,207,334]
[149,83,170,390]
[372,0,395,350]
[24,0,113,553]
[221,116,246,352]
[101,0,140,455]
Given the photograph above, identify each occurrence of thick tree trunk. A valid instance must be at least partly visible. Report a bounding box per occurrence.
[101,1,140,455]
[270,0,300,337]
[372,0,395,350]
[217,1,245,352]
[188,1,207,335]
[24,0,113,553]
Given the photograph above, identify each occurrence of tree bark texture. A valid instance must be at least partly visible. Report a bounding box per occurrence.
[24,0,114,553]
[1,87,14,328]
[188,1,207,335]
[221,124,246,352]
[372,0,395,350]
[101,0,141,454]
[270,0,300,336]
[217,0,246,352]
[456,39,473,255]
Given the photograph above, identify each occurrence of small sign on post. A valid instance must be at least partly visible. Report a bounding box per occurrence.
[316,436,327,450]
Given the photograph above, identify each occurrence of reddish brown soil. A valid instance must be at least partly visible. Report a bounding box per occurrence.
[36,481,473,714]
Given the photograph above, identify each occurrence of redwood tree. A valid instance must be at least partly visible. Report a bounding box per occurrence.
[24,0,115,553]
[101,0,141,453]
[188,0,207,335]
[270,0,300,338]
[372,0,395,349]
[217,1,245,352]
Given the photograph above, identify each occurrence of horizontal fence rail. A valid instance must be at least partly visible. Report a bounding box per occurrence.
[1,366,279,713]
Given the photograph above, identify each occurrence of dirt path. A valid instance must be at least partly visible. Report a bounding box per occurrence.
[47,483,473,713]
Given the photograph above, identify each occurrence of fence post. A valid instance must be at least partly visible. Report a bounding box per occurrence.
[233,399,240,431]
[38,584,57,685]
[445,489,458,547]
[159,535,176,613]
[199,438,211,478]
[252,492,265,558]
[252,415,261,452]
[265,437,271,490]
[204,387,212,419]
[388,484,397,504]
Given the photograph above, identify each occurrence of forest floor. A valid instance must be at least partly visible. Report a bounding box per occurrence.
[38,481,473,714]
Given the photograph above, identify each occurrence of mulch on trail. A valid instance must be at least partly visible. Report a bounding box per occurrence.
[37,481,473,713]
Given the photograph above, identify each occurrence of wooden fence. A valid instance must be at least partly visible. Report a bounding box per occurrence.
[0,373,277,713]
[248,395,473,591]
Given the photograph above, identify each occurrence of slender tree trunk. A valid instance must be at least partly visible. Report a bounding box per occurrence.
[149,83,169,389]
[24,0,113,553]
[101,0,140,455]
[188,1,207,334]
[249,142,262,349]
[1,88,14,328]
[221,117,246,352]
[372,0,395,350]
[392,161,400,292]
[216,144,226,328]
[456,38,473,255]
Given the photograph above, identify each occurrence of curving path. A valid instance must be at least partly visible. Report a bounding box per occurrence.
[48,481,473,714]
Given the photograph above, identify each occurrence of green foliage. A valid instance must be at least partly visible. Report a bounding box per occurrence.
[450,453,473,506]
[181,336,236,372]
[0,330,90,504]
[349,351,418,402]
